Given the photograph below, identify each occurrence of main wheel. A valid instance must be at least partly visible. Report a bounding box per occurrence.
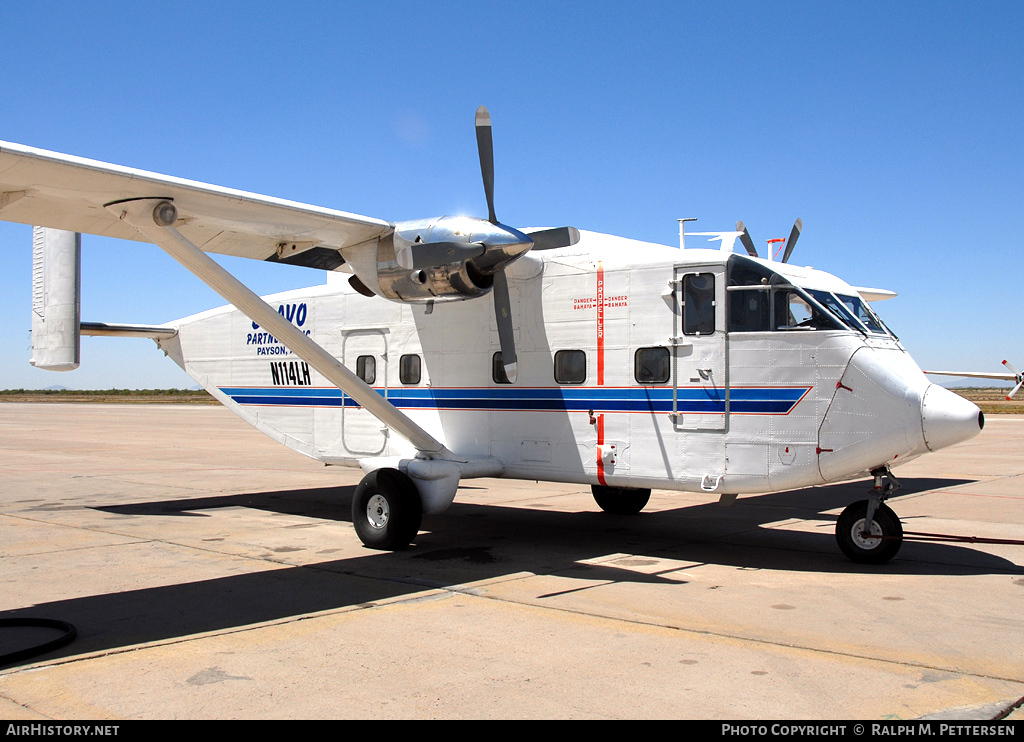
[835,499,903,564]
[592,485,651,514]
[352,468,423,550]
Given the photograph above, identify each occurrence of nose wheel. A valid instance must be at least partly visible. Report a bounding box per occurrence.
[835,468,903,564]
[836,500,903,563]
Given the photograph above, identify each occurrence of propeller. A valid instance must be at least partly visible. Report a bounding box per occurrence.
[734,218,802,262]
[476,106,518,382]
[391,107,581,383]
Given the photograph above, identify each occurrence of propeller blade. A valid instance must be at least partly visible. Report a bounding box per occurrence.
[1003,360,1023,400]
[781,218,802,263]
[1008,380,1023,401]
[475,106,497,224]
[492,270,518,383]
[528,226,580,251]
[397,241,487,270]
[736,221,758,257]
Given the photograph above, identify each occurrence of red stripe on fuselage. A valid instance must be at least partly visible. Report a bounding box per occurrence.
[597,262,604,386]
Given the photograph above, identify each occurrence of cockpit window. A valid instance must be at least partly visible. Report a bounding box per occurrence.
[774,290,844,331]
[727,255,870,334]
[727,255,777,287]
[807,289,866,333]
[838,294,888,334]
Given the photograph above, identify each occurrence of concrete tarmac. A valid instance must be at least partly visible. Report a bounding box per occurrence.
[0,403,1022,720]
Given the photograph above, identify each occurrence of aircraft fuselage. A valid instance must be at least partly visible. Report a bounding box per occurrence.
[158,231,982,498]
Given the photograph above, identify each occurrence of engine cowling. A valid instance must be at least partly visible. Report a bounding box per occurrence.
[369,215,533,303]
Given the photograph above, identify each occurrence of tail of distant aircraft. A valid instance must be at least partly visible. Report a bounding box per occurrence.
[30,227,81,371]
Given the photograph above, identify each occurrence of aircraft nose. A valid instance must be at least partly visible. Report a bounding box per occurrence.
[920,384,984,452]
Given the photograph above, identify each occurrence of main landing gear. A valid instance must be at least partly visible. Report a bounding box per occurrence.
[592,485,651,514]
[352,468,423,550]
[835,467,904,564]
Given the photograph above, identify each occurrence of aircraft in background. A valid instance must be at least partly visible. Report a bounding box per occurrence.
[924,361,1023,401]
[0,108,984,563]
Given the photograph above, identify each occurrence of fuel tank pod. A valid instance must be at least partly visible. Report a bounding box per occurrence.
[30,227,81,371]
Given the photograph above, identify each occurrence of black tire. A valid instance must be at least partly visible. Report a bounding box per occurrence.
[352,468,422,550]
[835,499,903,564]
[592,485,651,514]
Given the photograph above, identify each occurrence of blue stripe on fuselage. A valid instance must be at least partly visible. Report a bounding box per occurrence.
[217,385,810,415]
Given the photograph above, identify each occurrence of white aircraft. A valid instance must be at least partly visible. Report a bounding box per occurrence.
[0,108,985,564]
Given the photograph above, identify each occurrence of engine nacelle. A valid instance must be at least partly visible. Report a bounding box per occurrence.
[365,216,532,303]
[377,230,492,301]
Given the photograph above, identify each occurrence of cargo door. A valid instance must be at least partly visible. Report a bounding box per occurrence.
[672,265,728,431]
[342,329,388,455]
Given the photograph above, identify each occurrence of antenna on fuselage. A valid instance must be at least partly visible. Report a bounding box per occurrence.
[677,217,697,249]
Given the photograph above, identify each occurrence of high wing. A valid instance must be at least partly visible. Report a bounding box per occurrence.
[0,140,392,269]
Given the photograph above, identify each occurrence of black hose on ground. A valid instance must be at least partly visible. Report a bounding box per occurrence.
[0,618,77,667]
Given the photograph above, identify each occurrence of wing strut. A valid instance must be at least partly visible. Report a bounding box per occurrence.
[107,197,450,458]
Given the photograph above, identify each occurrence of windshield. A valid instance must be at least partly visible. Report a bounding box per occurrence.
[837,293,889,334]
[774,288,845,331]
[725,255,893,336]
[807,289,867,333]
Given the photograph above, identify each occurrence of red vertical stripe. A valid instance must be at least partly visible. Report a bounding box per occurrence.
[596,262,604,386]
[596,413,607,485]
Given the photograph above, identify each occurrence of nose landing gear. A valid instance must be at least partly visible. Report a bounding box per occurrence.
[836,467,904,564]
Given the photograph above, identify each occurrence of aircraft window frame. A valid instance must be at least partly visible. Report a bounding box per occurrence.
[682,273,716,336]
[492,352,512,384]
[554,350,587,385]
[399,354,421,385]
[356,355,376,385]
[634,347,670,384]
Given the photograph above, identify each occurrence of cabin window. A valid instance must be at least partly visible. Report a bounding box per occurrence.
[492,352,512,384]
[554,350,587,385]
[399,354,421,385]
[635,347,670,384]
[682,273,715,335]
[356,355,376,385]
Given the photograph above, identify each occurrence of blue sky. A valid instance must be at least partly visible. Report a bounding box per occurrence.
[1,1,1021,389]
